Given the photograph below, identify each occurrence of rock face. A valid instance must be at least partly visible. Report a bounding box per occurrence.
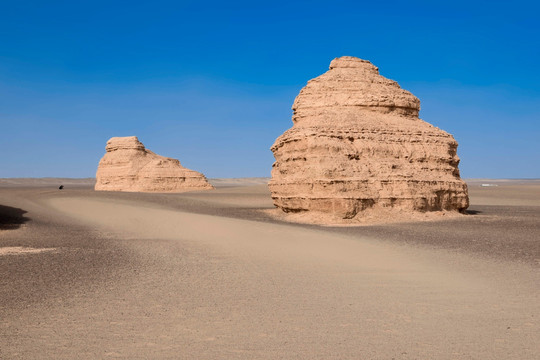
[95,136,213,192]
[269,56,469,219]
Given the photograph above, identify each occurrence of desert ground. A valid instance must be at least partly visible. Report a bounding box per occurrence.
[0,179,539,359]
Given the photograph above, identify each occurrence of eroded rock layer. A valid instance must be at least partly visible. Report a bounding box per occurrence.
[269,56,469,219]
[95,136,213,192]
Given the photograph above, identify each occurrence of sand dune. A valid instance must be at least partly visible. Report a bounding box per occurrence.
[0,180,539,359]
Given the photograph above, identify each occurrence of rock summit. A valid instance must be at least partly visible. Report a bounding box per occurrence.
[95,136,213,192]
[269,56,469,220]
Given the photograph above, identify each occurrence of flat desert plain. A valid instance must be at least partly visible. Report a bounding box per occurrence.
[0,179,539,359]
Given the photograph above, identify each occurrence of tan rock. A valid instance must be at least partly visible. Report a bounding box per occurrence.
[269,56,469,220]
[95,136,213,192]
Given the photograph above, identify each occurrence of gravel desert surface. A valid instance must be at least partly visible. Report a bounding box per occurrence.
[1,179,539,359]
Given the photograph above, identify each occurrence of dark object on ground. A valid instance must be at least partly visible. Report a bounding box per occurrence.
[0,204,29,230]
[59,185,64,190]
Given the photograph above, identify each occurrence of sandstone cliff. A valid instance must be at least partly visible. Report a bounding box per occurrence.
[95,136,213,192]
[269,56,469,220]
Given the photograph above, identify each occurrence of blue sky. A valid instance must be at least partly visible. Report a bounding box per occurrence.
[0,0,539,178]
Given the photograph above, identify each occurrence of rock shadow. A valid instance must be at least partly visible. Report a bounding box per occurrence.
[0,205,30,230]
[464,209,482,215]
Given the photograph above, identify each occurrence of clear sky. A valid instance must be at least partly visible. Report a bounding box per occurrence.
[0,0,539,178]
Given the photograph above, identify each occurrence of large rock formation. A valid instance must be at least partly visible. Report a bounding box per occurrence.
[95,136,213,192]
[269,56,469,220]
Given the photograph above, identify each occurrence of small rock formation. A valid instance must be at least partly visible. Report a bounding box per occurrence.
[269,56,469,220]
[95,136,214,192]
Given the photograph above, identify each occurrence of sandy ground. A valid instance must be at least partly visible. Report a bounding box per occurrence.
[0,179,539,359]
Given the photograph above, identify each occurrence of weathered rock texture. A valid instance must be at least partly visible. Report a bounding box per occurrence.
[95,136,213,192]
[269,56,469,219]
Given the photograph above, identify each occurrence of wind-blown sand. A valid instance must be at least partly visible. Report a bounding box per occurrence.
[0,246,57,255]
[0,179,539,359]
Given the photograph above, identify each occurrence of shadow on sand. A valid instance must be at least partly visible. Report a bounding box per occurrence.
[0,205,30,230]
[464,209,482,215]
